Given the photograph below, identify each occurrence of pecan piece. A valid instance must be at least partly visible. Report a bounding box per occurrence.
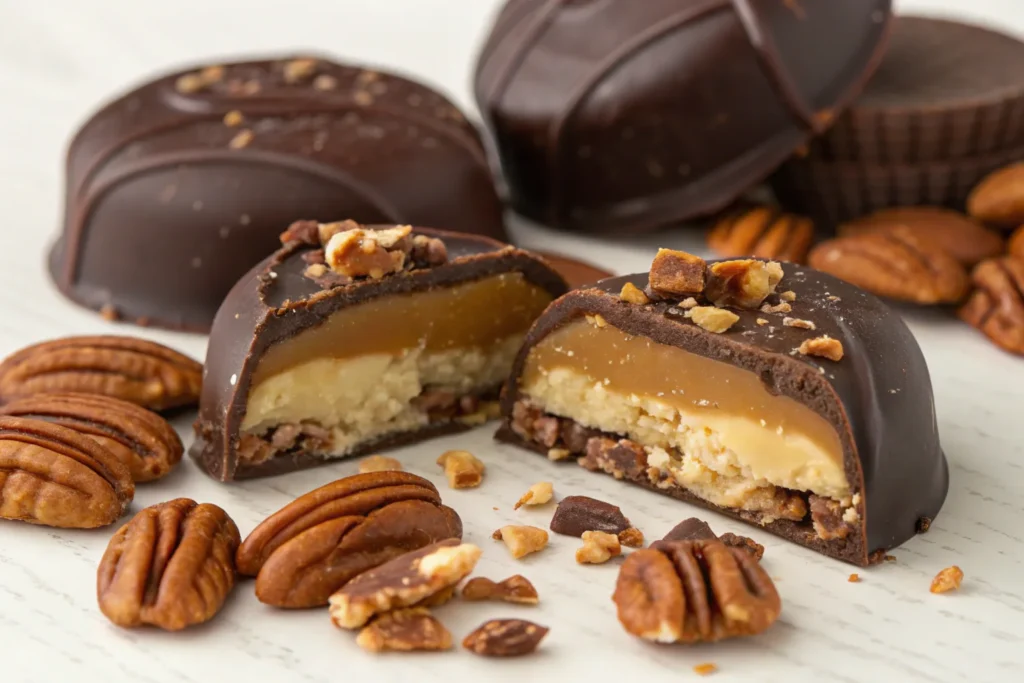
[704,259,784,309]
[707,206,814,264]
[550,495,631,537]
[958,256,1024,355]
[649,249,706,297]
[688,306,740,333]
[0,336,202,411]
[461,575,539,605]
[493,525,549,559]
[0,416,133,528]
[514,481,553,509]
[328,540,481,629]
[97,498,240,630]
[236,471,444,576]
[968,162,1024,227]
[436,449,485,489]
[576,530,621,564]
[462,619,549,657]
[614,541,781,643]
[930,566,964,594]
[356,608,453,653]
[0,392,182,483]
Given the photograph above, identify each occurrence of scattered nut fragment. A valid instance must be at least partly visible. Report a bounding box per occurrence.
[780,290,796,302]
[324,225,411,279]
[328,540,481,629]
[693,663,718,677]
[848,573,860,583]
[649,249,706,297]
[461,575,539,605]
[358,455,403,473]
[228,129,254,150]
[223,110,244,127]
[493,525,549,559]
[355,608,453,653]
[756,318,769,326]
[313,74,338,91]
[175,73,206,93]
[551,495,631,537]
[462,619,549,657]
[283,58,318,84]
[689,306,740,333]
[437,450,485,489]
[514,481,553,510]
[619,281,650,305]
[705,259,783,309]
[618,527,644,548]
[576,530,622,564]
[547,447,572,461]
[679,297,699,309]
[783,316,816,330]
[718,533,765,561]
[304,263,328,278]
[930,566,964,594]
[798,335,844,361]
[760,301,791,314]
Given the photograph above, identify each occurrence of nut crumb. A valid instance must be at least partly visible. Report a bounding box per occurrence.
[760,301,792,314]
[175,73,206,93]
[618,527,644,548]
[324,224,410,279]
[223,110,244,127]
[313,74,338,91]
[884,554,897,563]
[304,263,327,278]
[827,295,841,302]
[358,455,403,473]
[756,318,769,326]
[689,306,740,333]
[228,129,254,150]
[493,525,548,559]
[780,290,796,302]
[798,335,844,361]
[576,530,621,564]
[99,304,119,322]
[783,316,816,330]
[619,282,650,305]
[461,575,539,605]
[436,450,485,489]
[848,573,860,583]
[514,482,553,510]
[930,566,963,594]
[547,448,571,461]
[693,663,718,676]
[679,297,698,309]
[705,259,783,309]
[462,619,549,657]
[586,314,608,328]
[355,608,452,653]
[354,90,374,106]
[283,58,318,84]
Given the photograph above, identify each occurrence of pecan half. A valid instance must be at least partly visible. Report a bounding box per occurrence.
[462,619,549,657]
[356,608,453,653]
[328,540,481,629]
[0,416,133,528]
[967,162,1024,228]
[707,206,814,264]
[808,230,969,304]
[958,256,1024,355]
[614,541,781,643]
[0,393,182,483]
[0,336,202,411]
[461,575,539,605]
[97,498,240,630]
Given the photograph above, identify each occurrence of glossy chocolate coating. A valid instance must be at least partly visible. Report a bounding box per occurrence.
[498,266,948,565]
[474,0,891,234]
[51,57,507,332]
[192,228,566,481]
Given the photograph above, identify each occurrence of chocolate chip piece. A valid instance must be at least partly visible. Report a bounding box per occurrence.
[550,495,631,537]
[662,518,717,542]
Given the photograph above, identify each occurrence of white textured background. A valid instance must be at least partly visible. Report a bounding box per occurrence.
[1,1,1023,682]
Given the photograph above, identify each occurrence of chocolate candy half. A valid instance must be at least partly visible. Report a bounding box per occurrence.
[498,266,948,565]
[474,0,891,233]
[52,56,507,332]
[192,224,566,481]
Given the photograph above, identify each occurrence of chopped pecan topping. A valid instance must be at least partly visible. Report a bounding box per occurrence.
[492,525,549,559]
[437,450,485,489]
[930,566,964,594]
[705,259,783,309]
[514,481,554,509]
[280,219,321,245]
[809,495,856,541]
[461,575,539,605]
[358,454,403,473]
[760,301,792,314]
[783,316,816,330]
[550,495,632,537]
[580,436,647,480]
[619,281,650,305]
[355,608,453,653]
[798,335,844,361]
[223,110,244,127]
[324,225,411,279]
[848,573,860,583]
[649,249,706,297]
[688,306,740,333]
[462,619,549,657]
[576,530,622,564]
[411,234,448,267]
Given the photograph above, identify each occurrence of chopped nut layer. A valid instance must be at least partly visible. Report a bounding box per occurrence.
[688,306,740,333]
[705,259,783,309]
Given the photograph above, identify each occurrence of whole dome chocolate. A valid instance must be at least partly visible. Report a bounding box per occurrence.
[51,56,507,332]
[474,0,892,234]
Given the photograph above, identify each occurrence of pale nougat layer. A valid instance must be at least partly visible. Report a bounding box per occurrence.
[520,320,850,503]
[242,335,524,457]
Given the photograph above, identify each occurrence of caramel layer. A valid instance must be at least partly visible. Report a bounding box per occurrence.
[253,273,553,384]
[521,319,848,499]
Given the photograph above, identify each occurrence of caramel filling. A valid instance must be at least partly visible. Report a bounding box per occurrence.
[240,274,553,455]
[520,319,849,502]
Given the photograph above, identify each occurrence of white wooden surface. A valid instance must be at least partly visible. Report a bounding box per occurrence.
[1,1,1023,681]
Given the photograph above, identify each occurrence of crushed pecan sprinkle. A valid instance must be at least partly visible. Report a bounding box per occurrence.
[761,301,792,314]
[514,481,553,510]
[783,316,816,330]
[619,281,650,305]
[618,527,645,548]
[462,619,549,657]
[688,306,739,333]
[693,663,718,677]
[355,608,452,653]
[799,335,844,361]
[930,566,964,594]
[313,74,338,91]
[848,573,860,583]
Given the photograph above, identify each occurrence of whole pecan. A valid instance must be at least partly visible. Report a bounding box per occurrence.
[0,392,182,482]
[613,540,780,643]
[808,229,969,304]
[237,471,462,608]
[0,336,202,411]
[707,206,814,264]
[958,256,1024,355]
[97,498,240,630]
[968,162,1024,228]
[0,416,133,528]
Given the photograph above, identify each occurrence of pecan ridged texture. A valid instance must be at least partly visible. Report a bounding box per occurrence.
[0,336,203,411]
[97,498,240,630]
[237,471,463,608]
[613,540,781,644]
[0,416,133,528]
[958,256,1024,356]
[808,229,969,304]
[0,392,182,482]
[707,206,814,264]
